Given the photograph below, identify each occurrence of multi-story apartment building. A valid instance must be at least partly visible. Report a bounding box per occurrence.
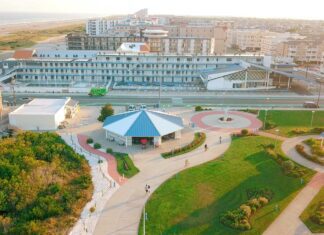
[282,39,324,63]
[67,30,215,55]
[227,29,267,51]
[0,50,272,90]
[321,52,324,74]
[261,33,305,57]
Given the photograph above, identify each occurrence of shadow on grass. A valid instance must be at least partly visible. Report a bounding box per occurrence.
[150,150,304,235]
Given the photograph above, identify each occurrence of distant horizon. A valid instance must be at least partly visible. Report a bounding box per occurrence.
[0,11,323,22]
[0,0,323,21]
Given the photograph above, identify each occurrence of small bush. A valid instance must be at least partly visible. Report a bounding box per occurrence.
[241,129,249,136]
[195,106,203,112]
[87,138,94,144]
[311,202,324,225]
[283,160,295,171]
[90,207,96,213]
[93,143,101,149]
[106,148,113,154]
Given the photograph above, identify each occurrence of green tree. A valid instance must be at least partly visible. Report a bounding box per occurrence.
[98,104,114,122]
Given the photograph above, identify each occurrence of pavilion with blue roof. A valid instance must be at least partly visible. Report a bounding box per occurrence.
[103,110,184,146]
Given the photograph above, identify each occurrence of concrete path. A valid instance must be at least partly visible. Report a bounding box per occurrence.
[93,130,231,235]
[264,135,324,235]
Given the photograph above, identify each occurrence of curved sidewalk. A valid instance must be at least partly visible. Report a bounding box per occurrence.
[94,131,231,235]
[78,134,126,185]
[264,135,324,235]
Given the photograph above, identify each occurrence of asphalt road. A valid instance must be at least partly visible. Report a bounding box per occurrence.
[2,92,324,108]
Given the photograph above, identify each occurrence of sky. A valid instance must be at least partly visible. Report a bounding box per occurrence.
[0,0,324,20]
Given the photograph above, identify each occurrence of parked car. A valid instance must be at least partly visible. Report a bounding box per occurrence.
[139,104,147,110]
[127,104,136,111]
[303,101,319,108]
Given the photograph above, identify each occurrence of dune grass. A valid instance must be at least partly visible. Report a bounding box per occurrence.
[0,24,84,50]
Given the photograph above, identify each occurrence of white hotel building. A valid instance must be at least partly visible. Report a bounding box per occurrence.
[0,48,281,91]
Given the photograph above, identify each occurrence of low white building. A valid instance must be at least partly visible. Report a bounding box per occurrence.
[9,98,77,131]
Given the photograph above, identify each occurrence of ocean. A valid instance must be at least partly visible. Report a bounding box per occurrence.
[0,12,98,25]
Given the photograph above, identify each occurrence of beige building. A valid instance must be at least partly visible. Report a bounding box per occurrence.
[227,29,265,51]
[321,52,324,74]
[67,31,215,55]
[261,33,305,57]
[282,40,324,63]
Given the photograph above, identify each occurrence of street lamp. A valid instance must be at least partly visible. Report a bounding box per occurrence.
[310,110,315,128]
[263,109,268,130]
[275,129,280,149]
[320,132,324,148]
[316,78,323,108]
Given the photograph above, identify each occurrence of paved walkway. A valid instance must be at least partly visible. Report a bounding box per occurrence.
[264,135,324,235]
[93,131,231,235]
[78,134,126,185]
[257,131,288,141]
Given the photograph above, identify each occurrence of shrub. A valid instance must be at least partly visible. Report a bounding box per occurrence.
[258,197,269,206]
[94,143,101,149]
[106,148,113,154]
[87,138,94,144]
[283,160,295,171]
[220,188,274,231]
[162,132,206,158]
[98,104,114,122]
[195,106,203,112]
[240,204,252,217]
[90,207,96,213]
[241,129,249,136]
[311,202,324,225]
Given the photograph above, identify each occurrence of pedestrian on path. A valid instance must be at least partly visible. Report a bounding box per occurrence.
[204,144,208,151]
[147,185,151,194]
[185,159,190,167]
[219,136,222,144]
[145,184,149,195]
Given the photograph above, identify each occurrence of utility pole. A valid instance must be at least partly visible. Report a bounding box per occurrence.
[10,75,16,107]
[316,78,322,108]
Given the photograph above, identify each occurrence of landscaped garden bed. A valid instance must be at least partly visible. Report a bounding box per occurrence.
[300,187,324,233]
[139,136,314,234]
[295,138,324,165]
[106,148,139,178]
[0,132,93,234]
[258,110,324,137]
[161,132,206,158]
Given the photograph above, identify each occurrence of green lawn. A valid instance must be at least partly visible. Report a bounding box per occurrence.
[258,110,324,137]
[114,152,139,178]
[300,187,324,233]
[139,136,314,235]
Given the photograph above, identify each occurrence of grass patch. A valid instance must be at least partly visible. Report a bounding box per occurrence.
[300,187,324,233]
[106,149,139,178]
[0,24,84,50]
[258,110,324,137]
[162,132,206,159]
[139,136,314,235]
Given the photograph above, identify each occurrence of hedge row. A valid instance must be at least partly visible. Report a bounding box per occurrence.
[162,132,206,158]
[311,201,324,225]
[220,188,273,230]
[265,145,308,177]
[295,144,324,166]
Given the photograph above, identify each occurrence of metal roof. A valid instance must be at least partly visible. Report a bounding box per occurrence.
[103,110,184,137]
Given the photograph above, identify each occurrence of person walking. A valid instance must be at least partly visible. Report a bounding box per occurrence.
[219,136,222,144]
[185,159,190,167]
[204,144,208,151]
[145,184,148,195]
